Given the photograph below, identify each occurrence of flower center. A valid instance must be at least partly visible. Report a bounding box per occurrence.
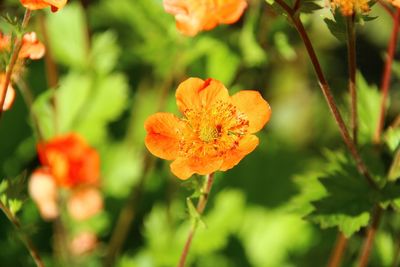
[179,100,249,158]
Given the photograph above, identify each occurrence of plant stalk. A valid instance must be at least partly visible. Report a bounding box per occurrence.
[273,0,376,188]
[357,206,383,267]
[0,200,45,267]
[0,9,31,118]
[374,8,400,143]
[178,173,215,267]
[327,232,348,267]
[346,15,358,144]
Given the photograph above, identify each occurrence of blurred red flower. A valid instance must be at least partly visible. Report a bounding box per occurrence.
[163,0,247,36]
[20,0,67,12]
[37,133,100,188]
[145,77,271,179]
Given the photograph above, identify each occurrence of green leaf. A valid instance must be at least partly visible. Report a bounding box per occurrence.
[90,31,120,74]
[0,180,9,194]
[323,13,347,42]
[357,72,381,145]
[306,151,377,237]
[384,127,400,153]
[388,150,400,182]
[46,3,89,69]
[32,90,56,140]
[8,198,22,216]
[299,0,323,13]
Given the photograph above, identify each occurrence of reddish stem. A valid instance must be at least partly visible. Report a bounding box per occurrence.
[0,9,31,117]
[357,206,383,267]
[374,8,400,143]
[178,173,215,267]
[327,232,348,267]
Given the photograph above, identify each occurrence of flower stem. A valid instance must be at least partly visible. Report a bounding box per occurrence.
[273,0,376,189]
[357,206,383,267]
[0,9,31,117]
[327,232,348,267]
[0,200,45,267]
[346,15,358,145]
[374,8,400,143]
[178,173,215,267]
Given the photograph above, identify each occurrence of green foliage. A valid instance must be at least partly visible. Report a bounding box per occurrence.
[357,72,381,145]
[306,151,378,237]
[299,0,323,14]
[323,13,347,42]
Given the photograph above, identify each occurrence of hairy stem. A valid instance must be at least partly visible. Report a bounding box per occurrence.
[273,0,376,188]
[178,173,215,267]
[357,206,383,267]
[0,200,45,267]
[346,15,358,144]
[0,9,31,117]
[327,232,348,267]
[374,8,400,143]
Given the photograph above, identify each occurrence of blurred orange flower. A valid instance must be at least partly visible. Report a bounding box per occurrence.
[145,77,271,179]
[163,0,247,36]
[0,31,45,60]
[37,133,100,188]
[331,0,370,15]
[28,169,59,220]
[20,0,67,12]
[0,74,16,111]
[67,187,103,221]
[19,32,45,60]
[70,232,98,256]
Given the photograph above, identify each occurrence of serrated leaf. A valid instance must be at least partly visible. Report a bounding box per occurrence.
[357,72,381,145]
[323,13,347,42]
[300,0,323,13]
[306,151,377,237]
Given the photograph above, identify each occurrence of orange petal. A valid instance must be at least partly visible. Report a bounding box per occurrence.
[19,32,45,60]
[176,78,230,114]
[145,112,183,160]
[217,0,247,24]
[20,0,67,11]
[220,134,259,171]
[67,187,103,221]
[231,90,271,133]
[170,156,223,180]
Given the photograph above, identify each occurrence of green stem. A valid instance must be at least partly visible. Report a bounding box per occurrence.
[346,15,358,145]
[273,0,376,189]
[0,200,45,267]
[0,9,31,117]
[178,173,215,267]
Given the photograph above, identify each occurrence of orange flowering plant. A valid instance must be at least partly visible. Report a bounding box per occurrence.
[29,133,103,221]
[20,0,67,12]
[163,0,248,36]
[145,77,271,179]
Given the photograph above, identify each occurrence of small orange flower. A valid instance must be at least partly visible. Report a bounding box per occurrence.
[0,74,16,111]
[145,78,271,180]
[20,0,67,12]
[163,0,248,36]
[67,187,103,221]
[0,33,10,51]
[28,169,59,220]
[70,232,98,256]
[331,0,370,15]
[37,133,100,188]
[19,32,45,60]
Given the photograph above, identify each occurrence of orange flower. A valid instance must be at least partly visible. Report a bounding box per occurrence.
[331,0,370,15]
[37,133,100,188]
[28,169,59,220]
[20,0,67,12]
[0,33,10,51]
[70,232,98,256]
[19,32,45,60]
[67,187,103,221]
[163,0,247,36]
[145,78,271,179]
[0,74,16,111]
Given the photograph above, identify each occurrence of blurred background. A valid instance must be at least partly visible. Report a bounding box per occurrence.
[0,0,399,266]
